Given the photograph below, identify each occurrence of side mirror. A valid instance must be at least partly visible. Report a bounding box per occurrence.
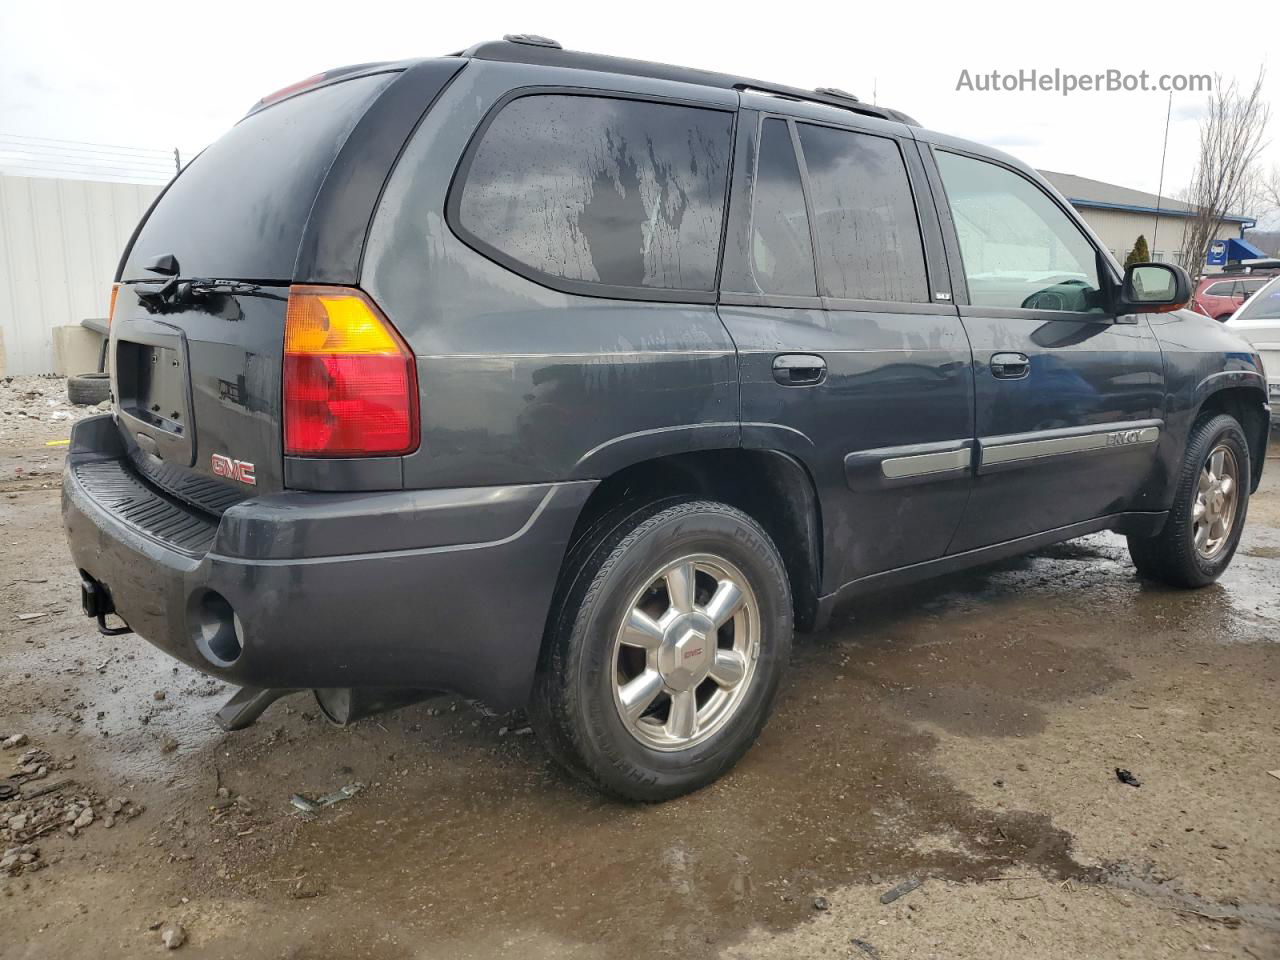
[1117,262,1192,313]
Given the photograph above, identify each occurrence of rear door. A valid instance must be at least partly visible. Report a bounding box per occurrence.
[1203,280,1238,318]
[924,145,1165,551]
[717,102,974,590]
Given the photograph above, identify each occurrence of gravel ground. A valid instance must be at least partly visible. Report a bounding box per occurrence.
[0,376,107,494]
[0,388,1277,959]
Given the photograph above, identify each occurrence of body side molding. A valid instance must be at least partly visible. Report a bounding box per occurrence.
[978,419,1163,475]
[844,438,974,491]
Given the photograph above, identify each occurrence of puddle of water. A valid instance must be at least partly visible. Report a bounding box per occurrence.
[218,585,1133,957]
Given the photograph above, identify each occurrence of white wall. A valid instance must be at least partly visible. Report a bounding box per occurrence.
[0,174,161,374]
[1073,206,1244,271]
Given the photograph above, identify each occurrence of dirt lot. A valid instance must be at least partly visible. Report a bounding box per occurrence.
[1,376,1277,959]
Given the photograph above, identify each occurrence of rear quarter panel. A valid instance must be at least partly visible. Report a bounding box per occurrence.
[360,61,741,489]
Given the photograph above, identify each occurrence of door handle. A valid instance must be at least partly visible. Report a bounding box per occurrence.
[773,354,826,386]
[990,352,1030,380]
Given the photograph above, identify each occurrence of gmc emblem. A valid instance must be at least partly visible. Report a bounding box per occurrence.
[211,453,256,486]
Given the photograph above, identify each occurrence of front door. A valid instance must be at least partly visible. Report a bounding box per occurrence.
[926,147,1165,552]
[718,104,975,592]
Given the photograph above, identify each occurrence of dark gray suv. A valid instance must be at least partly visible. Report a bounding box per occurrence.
[63,37,1271,800]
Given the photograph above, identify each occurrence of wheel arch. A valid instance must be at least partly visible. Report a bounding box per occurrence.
[560,448,825,632]
[1193,378,1269,492]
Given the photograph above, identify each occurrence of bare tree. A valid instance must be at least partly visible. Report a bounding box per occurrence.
[1259,165,1280,216]
[1179,70,1270,276]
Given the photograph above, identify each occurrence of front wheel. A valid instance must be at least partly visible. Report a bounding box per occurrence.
[530,498,792,801]
[1127,413,1251,587]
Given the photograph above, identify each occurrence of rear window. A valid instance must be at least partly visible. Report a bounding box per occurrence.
[121,74,394,281]
[453,94,733,296]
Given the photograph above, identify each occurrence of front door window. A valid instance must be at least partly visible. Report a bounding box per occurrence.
[935,151,1105,314]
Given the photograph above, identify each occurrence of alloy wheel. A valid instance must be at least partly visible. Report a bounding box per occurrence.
[1193,443,1239,560]
[610,554,760,751]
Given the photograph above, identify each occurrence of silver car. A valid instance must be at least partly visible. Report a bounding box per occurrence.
[1226,275,1280,420]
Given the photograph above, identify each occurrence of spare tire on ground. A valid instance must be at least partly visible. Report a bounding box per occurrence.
[67,373,110,406]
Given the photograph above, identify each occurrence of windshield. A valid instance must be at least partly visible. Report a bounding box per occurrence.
[1231,277,1280,322]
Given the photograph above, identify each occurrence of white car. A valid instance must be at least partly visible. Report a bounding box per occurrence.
[1226,274,1280,421]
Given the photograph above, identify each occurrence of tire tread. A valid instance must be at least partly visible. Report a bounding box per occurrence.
[1127,413,1250,588]
[530,498,791,801]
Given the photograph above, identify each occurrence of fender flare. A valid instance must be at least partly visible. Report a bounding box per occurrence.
[1190,369,1267,410]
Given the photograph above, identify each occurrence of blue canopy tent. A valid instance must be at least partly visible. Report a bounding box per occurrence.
[1207,236,1265,266]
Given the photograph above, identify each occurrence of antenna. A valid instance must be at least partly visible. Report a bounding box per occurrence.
[1152,91,1171,258]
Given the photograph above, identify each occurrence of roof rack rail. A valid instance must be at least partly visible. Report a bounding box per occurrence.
[503,34,561,49]
[456,39,918,126]
[814,86,860,103]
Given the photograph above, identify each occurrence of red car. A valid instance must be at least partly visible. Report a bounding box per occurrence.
[1192,274,1274,321]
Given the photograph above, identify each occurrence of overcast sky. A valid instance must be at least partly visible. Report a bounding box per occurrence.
[1,0,1276,225]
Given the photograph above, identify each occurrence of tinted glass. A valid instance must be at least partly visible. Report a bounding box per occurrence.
[796,124,928,302]
[935,151,1103,312]
[1234,278,1280,320]
[1205,281,1236,297]
[122,75,394,281]
[749,119,817,296]
[1240,278,1267,295]
[458,95,733,292]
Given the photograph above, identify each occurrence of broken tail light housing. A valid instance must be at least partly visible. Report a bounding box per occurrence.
[283,286,419,457]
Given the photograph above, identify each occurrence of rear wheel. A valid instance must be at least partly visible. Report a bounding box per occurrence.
[1127,413,1250,587]
[530,498,792,801]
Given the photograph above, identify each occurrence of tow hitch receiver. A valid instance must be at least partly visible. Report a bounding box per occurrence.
[80,574,132,637]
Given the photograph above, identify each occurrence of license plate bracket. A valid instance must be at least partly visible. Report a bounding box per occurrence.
[114,320,197,467]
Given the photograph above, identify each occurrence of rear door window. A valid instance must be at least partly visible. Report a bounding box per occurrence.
[121,74,395,281]
[749,118,817,296]
[796,124,929,303]
[453,94,733,296]
[1205,281,1236,297]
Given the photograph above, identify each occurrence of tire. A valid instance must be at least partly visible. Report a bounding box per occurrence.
[67,373,109,406]
[1127,413,1250,587]
[530,497,792,802]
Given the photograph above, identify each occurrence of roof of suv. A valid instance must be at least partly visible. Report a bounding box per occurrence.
[453,36,920,126]
[245,38,921,127]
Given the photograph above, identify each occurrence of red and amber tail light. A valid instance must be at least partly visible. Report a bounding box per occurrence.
[282,286,419,457]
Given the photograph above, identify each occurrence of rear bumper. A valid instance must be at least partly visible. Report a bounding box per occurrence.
[62,416,593,710]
